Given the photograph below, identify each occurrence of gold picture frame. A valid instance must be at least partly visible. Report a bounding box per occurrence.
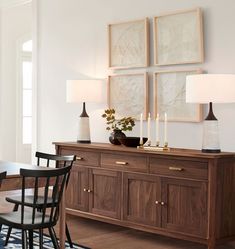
[154,8,204,66]
[154,69,202,122]
[108,18,149,69]
[108,73,149,120]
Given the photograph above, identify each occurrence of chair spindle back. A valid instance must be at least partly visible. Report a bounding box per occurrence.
[20,166,72,226]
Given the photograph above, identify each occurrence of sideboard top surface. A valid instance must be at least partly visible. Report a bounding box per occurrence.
[53,142,235,159]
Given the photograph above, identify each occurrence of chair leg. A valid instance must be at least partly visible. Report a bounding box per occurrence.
[4,204,19,246]
[4,227,13,246]
[28,230,34,249]
[39,229,43,249]
[22,230,28,249]
[66,223,73,248]
[49,227,60,249]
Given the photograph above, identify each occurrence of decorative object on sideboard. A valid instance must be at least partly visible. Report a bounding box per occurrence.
[139,112,170,151]
[153,8,204,66]
[108,73,149,120]
[109,129,126,145]
[118,137,148,147]
[102,108,135,145]
[108,18,149,69]
[66,79,103,143]
[186,74,235,153]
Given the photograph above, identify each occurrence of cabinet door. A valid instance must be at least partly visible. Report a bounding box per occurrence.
[123,173,161,227]
[89,168,122,219]
[161,178,208,237]
[66,165,89,212]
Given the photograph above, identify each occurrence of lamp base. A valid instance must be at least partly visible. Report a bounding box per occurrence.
[77,140,91,143]
[77,117,90,143]
[202,102,220,153]
[77,102,91,143]
[202,148,221,153]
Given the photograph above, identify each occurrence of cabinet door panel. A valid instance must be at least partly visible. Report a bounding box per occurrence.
[89,169,121,219]
[162,178,208,237]
[123,173,161,227]
[66,165,89,212]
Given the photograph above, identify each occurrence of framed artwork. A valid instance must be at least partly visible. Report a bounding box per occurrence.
[108,73,148,120]
[108,18,149,69]
[153,8,204,66]
[154,69,202,122]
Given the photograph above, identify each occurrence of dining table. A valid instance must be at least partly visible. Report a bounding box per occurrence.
[0,160,67,249]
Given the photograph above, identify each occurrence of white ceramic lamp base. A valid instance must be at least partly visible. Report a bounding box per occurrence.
[202,120,220,153]
[202,102,220,153]
[77,102,91,143]
[77,116,90,143]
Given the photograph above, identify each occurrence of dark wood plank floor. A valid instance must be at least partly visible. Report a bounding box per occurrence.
[1,190,235,249]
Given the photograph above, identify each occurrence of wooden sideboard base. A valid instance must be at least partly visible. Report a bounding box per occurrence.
[54,142,235,249]
[66,208,208,245]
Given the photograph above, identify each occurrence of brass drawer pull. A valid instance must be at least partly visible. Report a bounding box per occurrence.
[115,161,128,165]
[169,166,183,171]
[76,156,83,161]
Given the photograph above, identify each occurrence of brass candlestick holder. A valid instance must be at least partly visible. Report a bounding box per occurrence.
[147,140,151,146]
[163,142,169,150]
[138,141,170,151]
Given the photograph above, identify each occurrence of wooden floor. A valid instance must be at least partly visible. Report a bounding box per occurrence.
[1,191,235,249]
[61,215,235,249]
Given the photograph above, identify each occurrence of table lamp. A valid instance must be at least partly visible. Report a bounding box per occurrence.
[186,74,235,153]
[66,79,103,143]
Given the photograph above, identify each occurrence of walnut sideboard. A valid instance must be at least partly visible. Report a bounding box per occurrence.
[54,142,235,249]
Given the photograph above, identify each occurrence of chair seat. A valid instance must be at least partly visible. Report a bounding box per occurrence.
[0,210,55,230]
[6,195,57,208]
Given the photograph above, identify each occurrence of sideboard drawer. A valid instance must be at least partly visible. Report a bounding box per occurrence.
[60,148,100,167]
[101,153,147,172]
[150,157,208,180]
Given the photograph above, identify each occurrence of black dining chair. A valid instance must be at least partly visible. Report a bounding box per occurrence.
[4,152,76,247]
[0,171,7,231]
[0,171,6,187]
[0,165,72,249]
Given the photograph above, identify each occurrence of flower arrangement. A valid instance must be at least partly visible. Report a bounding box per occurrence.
[102,109,135,132]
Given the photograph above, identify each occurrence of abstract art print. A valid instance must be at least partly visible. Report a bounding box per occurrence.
[154,69,202,122]
[154,8,204,66]
[108,73,148,120]
[108,18,149,69]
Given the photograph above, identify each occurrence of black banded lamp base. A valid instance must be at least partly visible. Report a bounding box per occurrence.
[77,139,91,143]
[202,148,221,153]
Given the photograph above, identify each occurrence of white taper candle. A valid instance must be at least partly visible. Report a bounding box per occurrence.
[164,113,167,145]
[156,113,159,146]
[147,113,151,145]
[140,113,143,145]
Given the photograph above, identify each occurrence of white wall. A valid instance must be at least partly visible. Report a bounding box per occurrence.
[37,0,235,153]
[0,3,32,161]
